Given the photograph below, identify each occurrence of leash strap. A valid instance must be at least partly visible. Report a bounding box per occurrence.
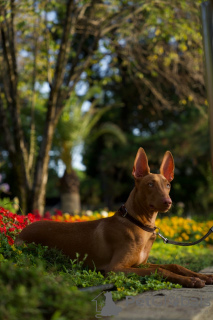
[156,226,213,246]
[118,205,213,246]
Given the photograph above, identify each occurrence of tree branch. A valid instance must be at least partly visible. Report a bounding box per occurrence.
[50,0,75,97]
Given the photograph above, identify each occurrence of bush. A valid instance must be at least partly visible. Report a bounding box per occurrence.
[0,261,96,320]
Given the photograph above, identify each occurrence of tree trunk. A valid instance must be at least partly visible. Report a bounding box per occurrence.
[30,92,60,215]
[60,169,81,214]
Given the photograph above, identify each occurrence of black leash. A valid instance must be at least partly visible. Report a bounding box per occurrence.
[156,226,213,246]
[118,205,213,246]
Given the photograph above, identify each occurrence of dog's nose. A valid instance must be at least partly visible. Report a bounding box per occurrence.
[163,198,172,206]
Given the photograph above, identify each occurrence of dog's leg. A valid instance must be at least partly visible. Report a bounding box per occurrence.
[104,252,206,288]
[147,263,213,284]
[105,265,205,288]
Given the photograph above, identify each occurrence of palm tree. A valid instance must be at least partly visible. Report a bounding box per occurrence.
[55,92,126,214]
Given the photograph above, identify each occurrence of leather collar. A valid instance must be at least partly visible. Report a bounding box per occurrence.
[118,205,157,233]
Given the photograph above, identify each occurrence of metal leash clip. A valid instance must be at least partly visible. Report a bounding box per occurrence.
[154,227,168,244]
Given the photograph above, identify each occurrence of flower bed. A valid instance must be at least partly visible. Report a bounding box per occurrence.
[0,206,213,246]
[155,216,213,245]
[0,207,37,245]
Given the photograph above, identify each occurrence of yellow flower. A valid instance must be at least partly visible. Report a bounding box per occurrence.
[182,233,189,240]
[81,215,89,220]
[176,237,183,241]
[192,225,197,232]
[108,212,115,217]
[64,213,70,220]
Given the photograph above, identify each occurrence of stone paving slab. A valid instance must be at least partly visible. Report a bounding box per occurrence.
[111,267,213,320]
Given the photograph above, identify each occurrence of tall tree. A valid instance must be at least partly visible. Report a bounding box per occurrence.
[82,0,209,211]
[0,0,146,214]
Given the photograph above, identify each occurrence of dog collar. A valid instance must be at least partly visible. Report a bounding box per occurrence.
[118,205,157,233]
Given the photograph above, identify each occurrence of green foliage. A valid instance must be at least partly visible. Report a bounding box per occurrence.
[0,198,19,214]
[149,242,213,272]
[83,69,211,213]
[107,271,181,301]
[0,261,95,320]
[0,0,211,215]
[54,93,125,172]
[78,0,211,213]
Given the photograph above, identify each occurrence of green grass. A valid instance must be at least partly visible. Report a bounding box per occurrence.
[148,242,213,272]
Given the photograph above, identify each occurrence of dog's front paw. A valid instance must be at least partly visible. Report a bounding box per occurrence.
[184,277,206,288]
[199,274,213,285]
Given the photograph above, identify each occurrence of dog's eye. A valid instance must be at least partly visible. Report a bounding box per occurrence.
[148,182,154,187]
[166,183,171,189]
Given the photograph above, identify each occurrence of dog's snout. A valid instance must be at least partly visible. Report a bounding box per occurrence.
[163,198,172,206]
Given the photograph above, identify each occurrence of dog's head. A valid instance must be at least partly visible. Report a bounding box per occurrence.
[132,148,174,213]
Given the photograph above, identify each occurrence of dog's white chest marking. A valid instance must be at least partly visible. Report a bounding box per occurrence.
[138,250,147,264]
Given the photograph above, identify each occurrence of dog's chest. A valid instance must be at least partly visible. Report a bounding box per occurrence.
[137,233,156,265]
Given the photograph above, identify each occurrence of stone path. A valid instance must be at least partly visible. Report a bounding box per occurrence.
[111,267,213,320]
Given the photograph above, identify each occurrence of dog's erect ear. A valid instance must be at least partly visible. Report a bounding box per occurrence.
[132,148,150,178]
[160,151,174,182]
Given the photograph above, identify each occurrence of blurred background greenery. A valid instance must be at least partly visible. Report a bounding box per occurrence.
[0,0,212,217]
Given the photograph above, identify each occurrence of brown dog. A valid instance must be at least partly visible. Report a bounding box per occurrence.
[15,148,213,287]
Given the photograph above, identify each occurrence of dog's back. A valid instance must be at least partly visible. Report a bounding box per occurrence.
[15,216,119,269]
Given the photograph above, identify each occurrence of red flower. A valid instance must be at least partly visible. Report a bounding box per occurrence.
[7,212,16,220]
[44,211,51,219]
[15,225,24,230]
[0,226,6,234]
[0,207,7,214]
[15,215,25,223]
[6,235,14,245]
[54,209,62,216]
[32,210,41,219]
[27,213,36,223]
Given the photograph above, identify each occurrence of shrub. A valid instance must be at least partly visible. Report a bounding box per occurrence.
[0,261,95,320]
